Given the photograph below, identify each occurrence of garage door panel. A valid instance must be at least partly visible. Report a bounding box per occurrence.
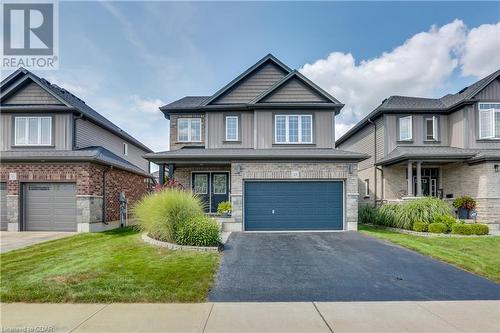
[25,183,76,231]
[244,181,343,231]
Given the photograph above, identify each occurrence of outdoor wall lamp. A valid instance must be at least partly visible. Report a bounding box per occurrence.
[495,164,499,173]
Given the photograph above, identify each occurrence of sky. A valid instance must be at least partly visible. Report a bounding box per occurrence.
[2,1,500,154]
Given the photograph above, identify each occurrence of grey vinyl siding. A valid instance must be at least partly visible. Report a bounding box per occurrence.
[448,108,466,148]
[75,118,149,171]
[2,81,62,105]
[207,112,254,148]
[337,123,374,170]
[375,116,385,161]
[385,114,449,153]
[253,111,334,149]
[261,78,328,103]
[0,113,72,151]
[213,62,286,104]
[474,78,500,100]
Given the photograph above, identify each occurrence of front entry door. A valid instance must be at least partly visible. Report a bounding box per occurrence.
[192,172,229,213]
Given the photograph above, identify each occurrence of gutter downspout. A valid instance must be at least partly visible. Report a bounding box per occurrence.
[102,166,112,225]
[367,118,377,206]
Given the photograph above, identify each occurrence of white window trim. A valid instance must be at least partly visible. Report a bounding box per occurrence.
[425,116,438,141]
[364,179,370,197]
[478,103,500,139]
[177,118,202,142]
[123,142,128,156]
[274,114,313,144]
[399,116,413,141]
[225,116,239,141]
[14,116,52,146]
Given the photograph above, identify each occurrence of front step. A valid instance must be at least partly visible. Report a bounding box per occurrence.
[214,217,243,232]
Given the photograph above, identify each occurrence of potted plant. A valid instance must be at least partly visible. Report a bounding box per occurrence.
[452,196,476,219]
[217,201,232,217]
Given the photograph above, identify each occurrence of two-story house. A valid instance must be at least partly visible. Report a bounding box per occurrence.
[336,69,500,227]
[0,68,153,232]
[145,54,368,232]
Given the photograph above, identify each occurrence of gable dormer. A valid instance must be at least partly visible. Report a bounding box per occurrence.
[206,54,291,105]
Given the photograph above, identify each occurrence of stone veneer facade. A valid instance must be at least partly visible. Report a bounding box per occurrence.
[379,162,499,225]
[169,114,206,151]
[173,161,359,231]
[0,163,149,232]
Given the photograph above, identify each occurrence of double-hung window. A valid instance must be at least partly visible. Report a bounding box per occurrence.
[399,116,412,141]
[425,116,439,141]
[177,118,201,142]
[14,116,52,146]
[478,103,500,139]
[275,115,313,144]
[225,116,239,141]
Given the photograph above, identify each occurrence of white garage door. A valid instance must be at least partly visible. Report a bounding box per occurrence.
[25,183,77,231]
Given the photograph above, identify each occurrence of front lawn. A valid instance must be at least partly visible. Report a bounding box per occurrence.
[359,224,500,282]
[0,228,219,303]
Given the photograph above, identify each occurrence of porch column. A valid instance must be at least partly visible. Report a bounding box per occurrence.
[168,164,175,183]
[407,161,413,197]
[158,164,165,186]
[416,161,423,197]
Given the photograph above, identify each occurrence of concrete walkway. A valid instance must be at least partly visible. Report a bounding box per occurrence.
[1,301,498,333]
[0,231,76,253]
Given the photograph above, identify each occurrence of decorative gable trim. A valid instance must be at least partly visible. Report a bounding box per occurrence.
[251,70,342,105]
[203,54,292,106]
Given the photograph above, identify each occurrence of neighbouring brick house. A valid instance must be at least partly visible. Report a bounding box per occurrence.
[0,68,152,232]
[336,69,500,230]
[145,54,368,232]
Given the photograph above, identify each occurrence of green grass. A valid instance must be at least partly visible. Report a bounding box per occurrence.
[0,228,219,303]
[359,224,500,282]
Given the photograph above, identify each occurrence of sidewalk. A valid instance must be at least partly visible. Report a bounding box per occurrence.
[1,301,499,333]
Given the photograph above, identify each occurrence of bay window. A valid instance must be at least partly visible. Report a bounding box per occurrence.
[177,118,201,142]
[479,103,500,139]
[275,115,313,144]
[14,116,52,146]
[399,116,412,141]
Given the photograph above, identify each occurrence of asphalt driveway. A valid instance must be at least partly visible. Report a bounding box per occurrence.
[0,231,76,253]
[209,232,500,302]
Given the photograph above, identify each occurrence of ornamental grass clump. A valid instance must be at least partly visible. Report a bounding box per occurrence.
[133,188,204,243]
[175,215,221,247]
[375,197,451,230]
[358,204,378,224]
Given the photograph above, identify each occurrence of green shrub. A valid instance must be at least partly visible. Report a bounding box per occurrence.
[451,223,473,235]
[175,215,220,247]
[133,188,204,242]
[217,201,232,216]
[433,215,457,231]
[428,222,448,234]
[452,196,477,210]
[412,221,429,232]
[359,205,378,224]
[375,197,451,230]
[470,224,489,235]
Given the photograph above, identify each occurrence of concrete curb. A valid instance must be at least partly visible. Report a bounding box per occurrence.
[141,233,220,252]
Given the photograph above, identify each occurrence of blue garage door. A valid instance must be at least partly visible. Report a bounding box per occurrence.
[244,181,344,231]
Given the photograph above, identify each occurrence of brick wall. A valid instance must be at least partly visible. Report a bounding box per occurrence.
[0,162,149,225]
[169,114,205,150]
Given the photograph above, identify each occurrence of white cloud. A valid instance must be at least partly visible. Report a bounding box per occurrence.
[461,22,500,77]
[301,19,500,139]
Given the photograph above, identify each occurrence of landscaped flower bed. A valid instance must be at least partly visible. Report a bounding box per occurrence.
[133,188,221,248]
[359,197,490,236]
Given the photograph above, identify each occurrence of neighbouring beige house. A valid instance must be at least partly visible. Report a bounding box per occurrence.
[336,69,500,229]
[145,54,368,232]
